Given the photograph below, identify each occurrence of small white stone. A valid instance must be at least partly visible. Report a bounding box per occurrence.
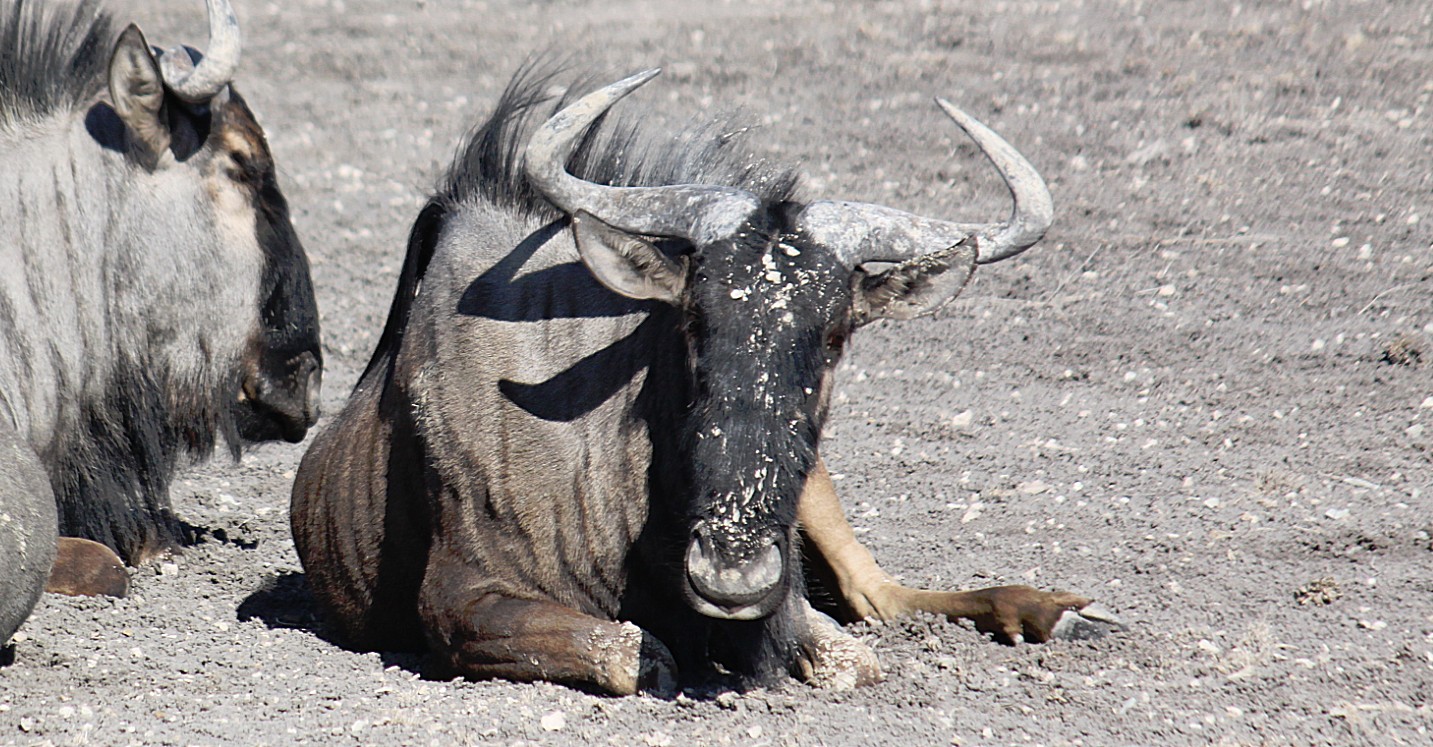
[540,711,566,731]
[1017,481,1051,495]
[1332,236,1350,248]
[1325,508,1350,520]
[1408,423,1425,438]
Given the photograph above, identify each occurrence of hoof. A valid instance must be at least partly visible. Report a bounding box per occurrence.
[1051,603,1126,641]
[636,631,679,698]
[797,606,883,690]
[599,622,677,698]
[45,538,129,598]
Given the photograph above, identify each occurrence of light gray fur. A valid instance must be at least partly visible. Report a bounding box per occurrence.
[0,100,264,458]
[0,53,262,647]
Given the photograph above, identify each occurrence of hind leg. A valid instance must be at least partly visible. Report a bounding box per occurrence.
[0,426,58,649]
[799,458,1123,644]
[419,543,677,696]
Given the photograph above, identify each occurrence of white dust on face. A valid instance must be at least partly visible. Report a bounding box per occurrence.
[693,233,836,549]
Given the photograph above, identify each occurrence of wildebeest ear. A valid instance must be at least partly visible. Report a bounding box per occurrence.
[853,237,978,325]
[573,211,689,304]
[107,24,171,168]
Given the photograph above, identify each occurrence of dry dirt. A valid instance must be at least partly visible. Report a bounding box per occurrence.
[4,0,1432,745]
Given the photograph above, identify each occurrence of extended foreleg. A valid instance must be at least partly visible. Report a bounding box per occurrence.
[798,458,1122,643]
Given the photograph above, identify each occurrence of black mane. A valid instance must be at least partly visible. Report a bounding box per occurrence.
[0,0,114,126]
[437,61,799,219]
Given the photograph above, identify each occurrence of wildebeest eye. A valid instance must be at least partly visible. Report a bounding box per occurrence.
[227,150,265,186]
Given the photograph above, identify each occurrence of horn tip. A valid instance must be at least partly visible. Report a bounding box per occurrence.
[627,68,662,86]
[934,97,975,128]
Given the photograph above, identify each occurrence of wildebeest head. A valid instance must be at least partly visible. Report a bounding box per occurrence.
[101,0,321,445]
[525,71,1051,621]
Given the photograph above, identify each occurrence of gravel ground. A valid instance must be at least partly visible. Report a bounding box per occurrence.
[3,0,1432,745]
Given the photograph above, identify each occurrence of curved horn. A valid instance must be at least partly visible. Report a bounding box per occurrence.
[524,69,761,245]
[795,100,1053,267]
[157,0,242,103]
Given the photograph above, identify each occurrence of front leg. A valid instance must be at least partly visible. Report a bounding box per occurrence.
[418,545,677,696]
[798,459,1122,644]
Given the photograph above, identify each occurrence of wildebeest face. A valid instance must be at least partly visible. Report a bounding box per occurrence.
[676,216,852,620]
[210,94,323,444]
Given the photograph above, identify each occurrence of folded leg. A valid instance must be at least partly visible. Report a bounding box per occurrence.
[418,543,677,696]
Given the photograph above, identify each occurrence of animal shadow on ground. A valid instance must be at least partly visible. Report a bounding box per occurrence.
[181,520,260,551]
[237,572,425,673]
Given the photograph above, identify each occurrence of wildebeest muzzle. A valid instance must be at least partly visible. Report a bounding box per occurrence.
[684,525,789,621]
[236,350,321,443]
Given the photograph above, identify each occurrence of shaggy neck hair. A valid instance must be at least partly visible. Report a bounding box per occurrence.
[0,0,114,128]
[48,367,239,562]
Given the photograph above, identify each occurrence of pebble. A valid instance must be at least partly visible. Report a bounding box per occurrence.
[540,711,566,731]
[1018,481,1050,495]
[1324,508,1350,520]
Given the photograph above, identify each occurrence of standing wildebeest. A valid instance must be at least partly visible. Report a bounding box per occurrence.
[0,0,321,652]
[293,67,1116,695]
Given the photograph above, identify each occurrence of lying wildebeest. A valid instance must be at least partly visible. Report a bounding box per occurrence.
[293,67,1116,695]
[0,0,321,652]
